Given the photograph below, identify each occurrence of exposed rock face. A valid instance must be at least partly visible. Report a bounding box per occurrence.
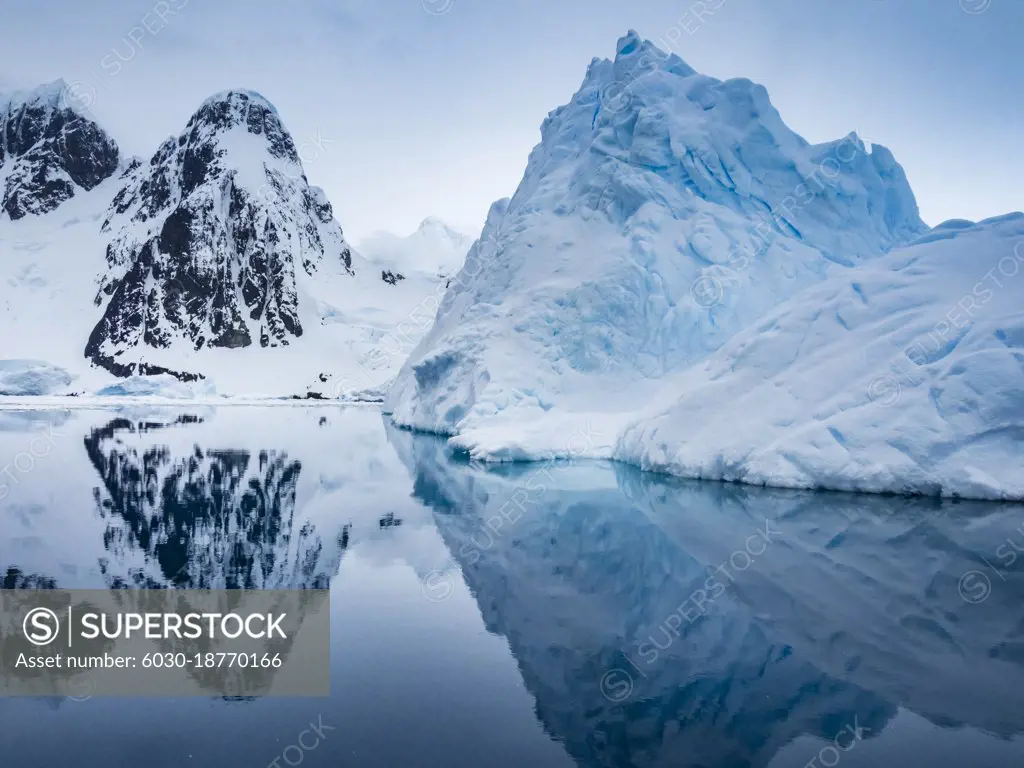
[86,89,353,379]
[0,80,119,220]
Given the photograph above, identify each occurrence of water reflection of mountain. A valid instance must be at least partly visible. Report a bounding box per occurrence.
[2,566,57,589]
[85,415,348,589]
[388,424,1024,768]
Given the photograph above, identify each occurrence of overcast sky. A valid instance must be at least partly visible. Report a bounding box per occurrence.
[1,0,1021,241]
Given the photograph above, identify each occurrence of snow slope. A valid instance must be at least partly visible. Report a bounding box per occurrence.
[0,170,124,394]
[386,31,1023,500]
[616,214,1024,500]
[359,216,472,279]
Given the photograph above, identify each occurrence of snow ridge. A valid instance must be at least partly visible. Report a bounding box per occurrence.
[615,213,1024,500]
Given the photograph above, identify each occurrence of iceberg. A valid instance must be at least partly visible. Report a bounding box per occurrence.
[0,359,73,396]
[616,214,1024,500]
[386,32,1023,500]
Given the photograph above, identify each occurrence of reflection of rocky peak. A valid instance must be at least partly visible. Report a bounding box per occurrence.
[86,89,353,380]
[1,565,57,590]
[85,415,347,589]
[390,426,1024,767]
[0,80,119,220]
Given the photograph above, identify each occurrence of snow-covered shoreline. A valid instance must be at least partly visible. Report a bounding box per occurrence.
[0,395,382,410]
[3,391,1018,501]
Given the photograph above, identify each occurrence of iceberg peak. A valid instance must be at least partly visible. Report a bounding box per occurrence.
[610,29,696,80]
[418,216,452,233]
[615,29,644,57]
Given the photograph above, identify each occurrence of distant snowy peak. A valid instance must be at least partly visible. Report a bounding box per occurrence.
[0,78,119,220]
[87,89,353,379]
[359,216,472,279]
[416,216,469,244]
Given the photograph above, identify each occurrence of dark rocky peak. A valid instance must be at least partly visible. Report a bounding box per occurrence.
[87,87,353,380]
[184,89,299,165]
[176,90,301,198]
[0,79,119,220]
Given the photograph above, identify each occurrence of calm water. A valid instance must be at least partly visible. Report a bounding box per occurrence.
[1,406,1023,768]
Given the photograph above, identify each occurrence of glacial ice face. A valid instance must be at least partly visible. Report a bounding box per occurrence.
[386,30,927,436]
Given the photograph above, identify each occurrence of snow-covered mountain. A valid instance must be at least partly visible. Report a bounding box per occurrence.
[386,31,1023,499]
[86,89,353,380]
[358,216,471,279]
[0,85,446,398]
[0,79,119,220]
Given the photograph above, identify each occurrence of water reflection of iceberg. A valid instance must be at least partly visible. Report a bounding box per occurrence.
[388,423,1024,767]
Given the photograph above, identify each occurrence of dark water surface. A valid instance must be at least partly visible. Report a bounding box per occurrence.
[1,406,1023,768]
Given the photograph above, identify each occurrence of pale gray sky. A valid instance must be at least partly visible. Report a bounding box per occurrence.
[1,0,1021,240]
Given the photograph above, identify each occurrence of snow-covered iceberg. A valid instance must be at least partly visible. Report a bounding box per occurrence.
[386,31,1023,499]
[617,214,1024,500]
[0,359,73,396]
